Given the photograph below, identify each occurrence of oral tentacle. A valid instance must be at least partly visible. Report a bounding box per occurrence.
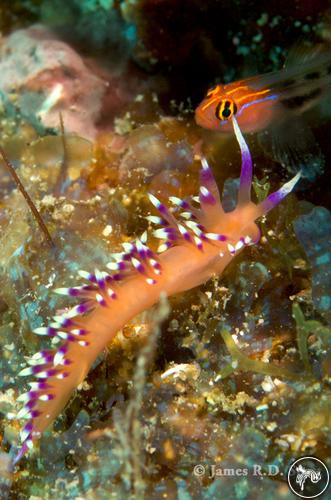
[232,116,253,206]
[255,170,301,217]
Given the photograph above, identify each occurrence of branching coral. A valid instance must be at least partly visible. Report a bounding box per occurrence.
[111,295,169,497]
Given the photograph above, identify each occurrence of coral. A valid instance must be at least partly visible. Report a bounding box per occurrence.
[0,25,107,139]
[294,206,331,324]
[117,117,197,186]
[83,116,199,191]
[41,0,134,53]
[0,451,12,498]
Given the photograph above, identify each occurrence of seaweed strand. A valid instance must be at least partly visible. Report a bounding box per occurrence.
[0,146,54,249]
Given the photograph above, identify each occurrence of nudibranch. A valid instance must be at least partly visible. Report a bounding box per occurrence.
[14,118,300,464]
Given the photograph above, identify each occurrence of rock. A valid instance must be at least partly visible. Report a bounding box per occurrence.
[0,24,108,139]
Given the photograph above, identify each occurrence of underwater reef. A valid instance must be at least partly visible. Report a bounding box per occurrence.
[0,1,330,499]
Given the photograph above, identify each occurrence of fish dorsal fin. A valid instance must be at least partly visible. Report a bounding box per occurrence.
[284,41,324,67]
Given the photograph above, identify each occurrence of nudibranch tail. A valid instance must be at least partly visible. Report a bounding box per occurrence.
[13,118,301,465]
[13,329,91,465]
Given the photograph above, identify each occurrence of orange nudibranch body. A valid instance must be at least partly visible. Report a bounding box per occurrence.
[14,118,300,465]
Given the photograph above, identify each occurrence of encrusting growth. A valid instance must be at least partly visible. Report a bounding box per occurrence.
[13,117,300,464]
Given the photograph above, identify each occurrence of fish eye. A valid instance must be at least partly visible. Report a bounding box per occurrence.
[215,99,237,121]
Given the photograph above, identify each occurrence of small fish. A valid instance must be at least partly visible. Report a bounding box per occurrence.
[195,43,331,180]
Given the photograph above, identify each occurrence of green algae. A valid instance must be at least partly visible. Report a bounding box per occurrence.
[293,303,331,373]
[217,329,307,381]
